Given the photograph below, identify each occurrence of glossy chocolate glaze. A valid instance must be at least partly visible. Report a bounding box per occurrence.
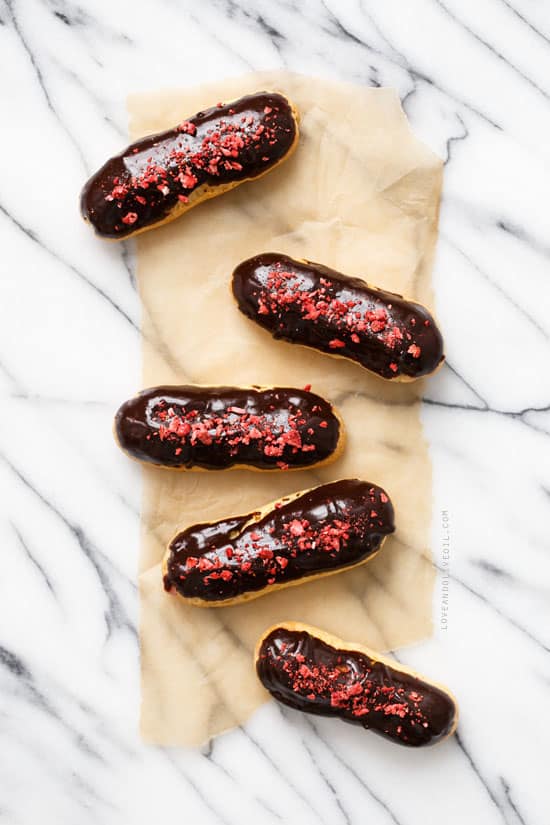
[114,385,341,471]
[257,627,456,747]
[232,253,444,380]
[81,93,297,238]
[164,479,394,603]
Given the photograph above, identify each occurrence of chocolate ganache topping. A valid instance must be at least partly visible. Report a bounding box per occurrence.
[81,92,297,238]
[232,253,445,380]
[114,385,341,471]
[257,626,457,747]
[164,479,394,603]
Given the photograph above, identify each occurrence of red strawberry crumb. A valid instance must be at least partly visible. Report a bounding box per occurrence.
[180,172,198,189]
[281,429,302,448]
[177,120,197,135]
[384,703,408,718]
[264,444,284,457]
[288,519,305,536]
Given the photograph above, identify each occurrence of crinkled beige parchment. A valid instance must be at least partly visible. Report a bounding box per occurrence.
[129,72,443,746]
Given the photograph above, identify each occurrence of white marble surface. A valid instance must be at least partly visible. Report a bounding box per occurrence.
[1,1,549,823]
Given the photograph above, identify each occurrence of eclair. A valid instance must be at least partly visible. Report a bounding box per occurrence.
[114,385,343,471]
[81,92,299,239]
[163,479,394,606]
[256,623,458,747]
[232,253,445,381]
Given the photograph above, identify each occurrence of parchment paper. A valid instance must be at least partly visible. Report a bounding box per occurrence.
[130,72,443,746]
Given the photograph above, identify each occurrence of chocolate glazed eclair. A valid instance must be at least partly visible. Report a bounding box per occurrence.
[256,623,458,747]
[163,479,395,606]
[114,385,344,471]
[232,253,445,381]
[81,92,299,239]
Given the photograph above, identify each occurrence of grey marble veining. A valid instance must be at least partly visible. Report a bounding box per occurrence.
[1,1,549,823]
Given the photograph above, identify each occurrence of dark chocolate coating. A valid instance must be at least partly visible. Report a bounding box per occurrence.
[232,253,444,380]
[257,627,456,747]
[114,385,341,471]
[164,479,394,603]
[81,93,297,238]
